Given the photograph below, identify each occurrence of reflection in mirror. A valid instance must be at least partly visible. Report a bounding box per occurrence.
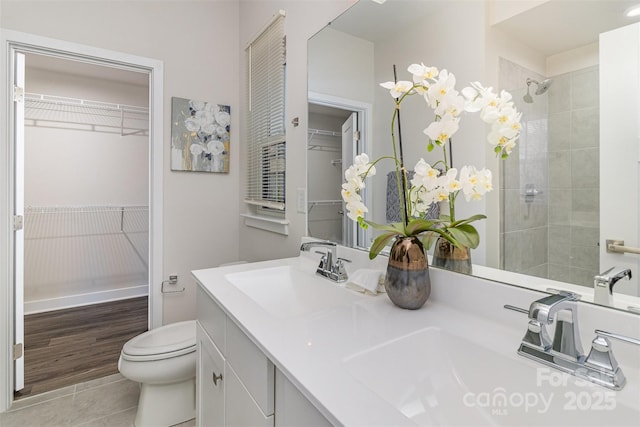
[307,0,640,313]
[306,103,351,244]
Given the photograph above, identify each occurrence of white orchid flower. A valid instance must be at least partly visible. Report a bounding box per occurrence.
[426,70,456,108]
[412,158,440,190]
[477,168,493,194]
[346,200,368,221]
[424,113,460,144]
[344,166,365,190]
[407,63,437,95]
[341,182,361,204]
[434,92,465,117]
[408,63,438,83]
[443,169,461,193]
[380,80,414,98]
[459,165,478,197]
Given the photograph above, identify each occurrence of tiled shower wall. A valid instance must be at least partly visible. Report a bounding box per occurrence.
[547,66,600,286]
[500,58,549,278]
[499,58,600,287]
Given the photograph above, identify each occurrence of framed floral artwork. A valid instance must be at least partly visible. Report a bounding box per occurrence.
[170,97,230,172]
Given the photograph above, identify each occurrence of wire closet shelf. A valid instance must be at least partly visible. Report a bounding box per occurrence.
[24,93,149,136]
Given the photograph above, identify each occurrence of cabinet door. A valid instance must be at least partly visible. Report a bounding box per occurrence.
[226,364,274,427]
[197,325,225,427]
[275,369,331,427]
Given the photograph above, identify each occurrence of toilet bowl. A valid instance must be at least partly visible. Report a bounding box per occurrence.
[118,320,197,427]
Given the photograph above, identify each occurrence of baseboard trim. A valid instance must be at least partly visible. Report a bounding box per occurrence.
[24,285,148,314]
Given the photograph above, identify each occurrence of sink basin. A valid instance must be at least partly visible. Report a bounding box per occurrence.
[225,265,359,318]
[343,327,639,426]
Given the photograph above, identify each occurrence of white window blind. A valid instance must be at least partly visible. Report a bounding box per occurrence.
[245,11,286,212]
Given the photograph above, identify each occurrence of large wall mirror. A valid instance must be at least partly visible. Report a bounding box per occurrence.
[307,0,640,313]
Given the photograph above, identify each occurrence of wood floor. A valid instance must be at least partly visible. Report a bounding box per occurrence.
[14,296,148,399]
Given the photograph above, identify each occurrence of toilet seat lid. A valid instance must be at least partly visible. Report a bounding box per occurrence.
[122,320,196,360]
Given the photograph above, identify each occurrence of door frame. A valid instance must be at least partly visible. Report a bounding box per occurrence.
[0,29,164,411]
[308,92,372,249]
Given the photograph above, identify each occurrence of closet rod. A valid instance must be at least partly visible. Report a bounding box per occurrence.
[25,93,149,115]
[25,92,149,136]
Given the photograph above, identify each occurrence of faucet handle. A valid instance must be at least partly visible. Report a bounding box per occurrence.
[582,330,640,390]
[585,330,640,370]
[523,319,552,351]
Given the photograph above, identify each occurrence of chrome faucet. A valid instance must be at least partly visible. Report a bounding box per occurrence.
[594,266,632,305]
[512,291,640,390]
[300,241,349,282]
[522,291,584,362]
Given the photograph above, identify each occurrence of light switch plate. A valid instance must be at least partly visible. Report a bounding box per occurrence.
[297,188,306,213]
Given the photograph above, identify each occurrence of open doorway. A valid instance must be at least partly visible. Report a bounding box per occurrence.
[14,53,151,399]
[307,94,371,249]
[307,103,354,244]
[1,32,164,410]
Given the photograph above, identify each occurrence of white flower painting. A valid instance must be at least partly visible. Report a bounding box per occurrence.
[171,97,230,172]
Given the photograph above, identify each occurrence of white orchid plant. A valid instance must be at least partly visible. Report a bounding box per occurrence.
[342,63,522,259]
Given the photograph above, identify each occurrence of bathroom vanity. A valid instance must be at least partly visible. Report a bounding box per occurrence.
[193,245,640,426]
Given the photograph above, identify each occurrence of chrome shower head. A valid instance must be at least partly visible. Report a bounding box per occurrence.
[526,77,553,96]
[534,78,553,95]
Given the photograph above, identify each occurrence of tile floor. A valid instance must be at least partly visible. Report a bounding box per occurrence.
[0,373,196,427]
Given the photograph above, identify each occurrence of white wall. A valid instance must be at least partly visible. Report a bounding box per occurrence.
[238,0,355,262]
[308,27,375,103]
[1,0,241,324]
[599,23,640,296]
[25,68,148,206]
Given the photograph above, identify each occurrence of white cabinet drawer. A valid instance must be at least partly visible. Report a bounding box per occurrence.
[197,285,227,354]
[197,324,225,427]
[275,369,330,426]
[226,365,274,427]
[226,319,275,416]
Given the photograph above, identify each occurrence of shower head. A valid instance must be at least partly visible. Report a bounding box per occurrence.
[534,78,552,95]
[526,77,553,96]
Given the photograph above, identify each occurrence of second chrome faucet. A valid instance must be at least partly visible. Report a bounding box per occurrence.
[513,291,640,390]
[300,241,349,282]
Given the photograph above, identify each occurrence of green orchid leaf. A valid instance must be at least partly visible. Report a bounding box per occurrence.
[430,228,459,246]
[448,224,480,249]
[451,214,487,227]
[369,231,398,260]
[405,219,435,236]
[421,231,439,250]
[363,220,404,234]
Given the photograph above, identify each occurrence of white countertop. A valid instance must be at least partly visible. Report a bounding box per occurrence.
[192,249,640,426]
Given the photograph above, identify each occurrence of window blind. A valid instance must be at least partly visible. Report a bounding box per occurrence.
[245,12,286,211]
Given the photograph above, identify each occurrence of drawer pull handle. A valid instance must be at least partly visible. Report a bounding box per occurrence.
[212,372,223,386]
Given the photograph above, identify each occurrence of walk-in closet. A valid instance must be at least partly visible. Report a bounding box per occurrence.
[307,103,352,244]
[15,54,150,398]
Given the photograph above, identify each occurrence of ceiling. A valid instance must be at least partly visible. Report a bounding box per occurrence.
[493,0,640,56]
[25,1,640,85]
[326,0,640,57]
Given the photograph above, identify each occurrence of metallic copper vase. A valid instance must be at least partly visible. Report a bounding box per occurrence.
[384,236,431,310]
[432,236,472,275]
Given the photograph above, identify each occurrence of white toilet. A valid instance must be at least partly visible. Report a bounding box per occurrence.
[118,320,197,427]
